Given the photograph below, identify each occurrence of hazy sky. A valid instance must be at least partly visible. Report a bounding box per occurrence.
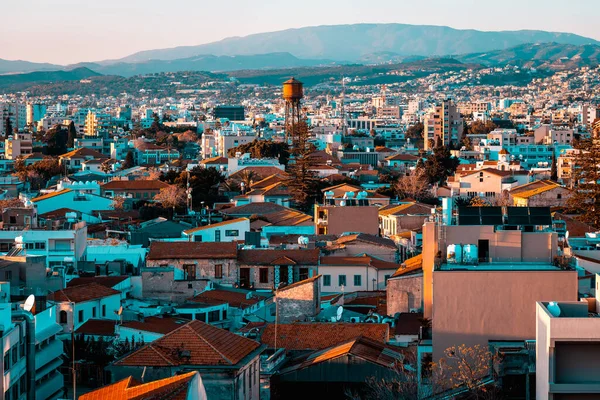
[2,0,599,64]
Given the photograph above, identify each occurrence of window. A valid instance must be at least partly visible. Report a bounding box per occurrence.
[35,242,45,249]
[102,305,106,317]
[4,271,12,280]
[225,230,239,237]
[557,194,562,199]
[353,275,362,286]
[215,264,223,279]
[338,275,346,287]
[3,351,9,370]
[183,264,196,280]
[194,235,203,242]
[59,310,68,324]
[323,275,331,286]
[92,307,96,318]
[12,346,17,364]
[9,216,16,224]
[208,310,220,322]
[259,268,269,284]
[214,230,221,242]
[78,310,84,324]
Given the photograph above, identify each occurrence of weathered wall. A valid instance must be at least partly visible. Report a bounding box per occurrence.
[387,274,423,315]
[276,279,320,323]
[141,270,210,302]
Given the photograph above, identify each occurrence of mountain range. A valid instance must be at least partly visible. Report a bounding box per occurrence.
[1,24,600,79]
[114,23,599,63]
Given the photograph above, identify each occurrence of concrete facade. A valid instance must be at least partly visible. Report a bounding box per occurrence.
[275,275,321,323]
[386,273,423,315]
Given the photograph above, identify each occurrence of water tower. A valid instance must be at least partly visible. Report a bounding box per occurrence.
[282,77,304,147]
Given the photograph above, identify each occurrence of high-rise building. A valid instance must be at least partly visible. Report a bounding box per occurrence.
[423,100,464,150]
[84,110,113,137]
[26,104,47,126]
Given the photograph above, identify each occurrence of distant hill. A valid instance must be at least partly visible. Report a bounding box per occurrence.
[0,59,62,74]
[456,42,600,69]
[0,67,101,91]
[70,52,335,77]
[114,23,600,63]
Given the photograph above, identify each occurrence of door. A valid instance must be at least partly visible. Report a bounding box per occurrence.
[478,239,490,263]
[280,266,289,286]
[240,268,250,288]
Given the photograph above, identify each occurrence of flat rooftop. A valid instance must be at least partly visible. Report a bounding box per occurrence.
[439,262,562,272]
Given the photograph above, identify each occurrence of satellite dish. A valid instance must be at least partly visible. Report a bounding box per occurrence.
[23,294,35,312]
[547,301,561,317]
[336,306,344,321]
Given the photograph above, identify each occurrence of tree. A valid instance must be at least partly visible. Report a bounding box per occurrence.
[421,144,460,185]
[566,138,600,228]
[237,170,256,193]
[15,157,62,190]
[111,196,125,210]
[176,167,226,208]
[353,344,501,400]
[154,185,186,210]
[284,121,323,211]
[43,125,68,156]
[467,120,497,135]
[228,139,290,165]
[396,169,430,200]
[550,153,558,181]
[405,122,424,139]
[469,196,491,207]
[121,151,135,170]
[67,121,77,148]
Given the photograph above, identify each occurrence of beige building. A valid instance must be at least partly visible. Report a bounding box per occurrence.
[315,204,380,236]
[420,204,578,365]
[536,295,600,400]
[423,100,464,150]
[4,132,33,160]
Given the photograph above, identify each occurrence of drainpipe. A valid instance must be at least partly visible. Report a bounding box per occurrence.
[13,309,36,400]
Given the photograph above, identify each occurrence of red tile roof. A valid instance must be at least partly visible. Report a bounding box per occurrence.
[75,319,116,336]
[183,218,248,234]
[238,249,320,266]
[60,148,107,159]
[147,241,238,260]
[31,189,72,202]
[48,283,121,303]
[261,323,389,350]
[101,179,170,191]
[190,289,268,309]
[114,320,261,367]
[80,371,197,400]
[120,316,190,334]
[278,337,403,374]
[391,254,423,278]
[67,275,130,289]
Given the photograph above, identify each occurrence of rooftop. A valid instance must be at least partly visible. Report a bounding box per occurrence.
[439,262,563,272]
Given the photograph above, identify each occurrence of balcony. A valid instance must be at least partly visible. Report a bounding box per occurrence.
[35,370,64,400]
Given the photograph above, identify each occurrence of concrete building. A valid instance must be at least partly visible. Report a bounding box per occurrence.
[275,275,321,323]
[144,242,238,301]
[315,204,380,236]
[386,254,423,315]
[108,320,263,400]
[4,132,33,160]
[48,282,122,333]
[536,298,600,400]
[318,255,398,293]
[182,218,250,243]
[423,100,464,150]
[420,203,578,368]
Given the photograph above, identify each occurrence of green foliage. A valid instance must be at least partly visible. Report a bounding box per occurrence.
[4,117,12,138]
[43,125,68,156]
[566,138,600,228]
[466,120,497,135]
[67,121,77,148]
[551,153,558,181]
[121,151,135,170]
[176,167,226,208]
[405,122,424,139]
[15,157,62,190]
[421,144,460,185]
[228,139,290,165]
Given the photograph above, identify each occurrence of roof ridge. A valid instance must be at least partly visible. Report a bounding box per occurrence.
[127,370,195,392]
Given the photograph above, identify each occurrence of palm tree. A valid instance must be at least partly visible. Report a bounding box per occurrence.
[239,170,256,194]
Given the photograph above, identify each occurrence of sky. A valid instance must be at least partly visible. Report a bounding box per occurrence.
[2,0,600,65]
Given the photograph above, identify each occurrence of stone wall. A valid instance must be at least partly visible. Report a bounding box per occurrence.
[276,277,320,323]
[386,274,423,315]
[141,269,210,302]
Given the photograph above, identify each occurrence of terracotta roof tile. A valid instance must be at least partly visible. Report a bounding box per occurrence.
[391,254,423,278]
[147,242,238,260]
[48,282,121,303]
[60,148,107,159]
[183,218,248,234]
[238,249,319,266]
[80,371,197,400]
[261,322,389,350]
[67,275,129,289]
[75,319,116,336]
[190,289,269,309]
[31,189,72,202]
[120,316,190,334]
[101,180,170,191]
[114,320,261,367]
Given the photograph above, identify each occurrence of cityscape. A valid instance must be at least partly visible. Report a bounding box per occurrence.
[1,1,600,399]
